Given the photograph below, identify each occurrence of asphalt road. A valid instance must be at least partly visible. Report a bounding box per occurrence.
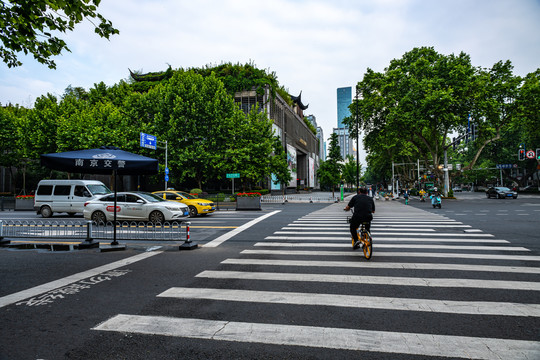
[0,195,539,359]
[407,191,540,251]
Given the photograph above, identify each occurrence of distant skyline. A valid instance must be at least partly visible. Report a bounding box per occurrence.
[1,0,539,169]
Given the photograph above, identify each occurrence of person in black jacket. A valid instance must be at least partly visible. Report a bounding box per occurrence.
[344,187,376,249]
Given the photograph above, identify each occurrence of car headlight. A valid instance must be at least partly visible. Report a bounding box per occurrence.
[165,206,182,211]
[197,202,208,206]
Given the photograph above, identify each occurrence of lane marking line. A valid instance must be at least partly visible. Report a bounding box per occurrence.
[0,251,162,309]
[204,210,281,247]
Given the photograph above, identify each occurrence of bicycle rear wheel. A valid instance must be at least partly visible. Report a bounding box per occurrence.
[362,231,372,260]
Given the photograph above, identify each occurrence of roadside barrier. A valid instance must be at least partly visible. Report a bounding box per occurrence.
[0,219,191,249]
[261,195,339,203]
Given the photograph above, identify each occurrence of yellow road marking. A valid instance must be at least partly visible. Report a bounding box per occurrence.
[10,240,80,245]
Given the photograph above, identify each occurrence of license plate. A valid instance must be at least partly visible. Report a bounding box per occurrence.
[506,194,513,197]
[211,207,215,211]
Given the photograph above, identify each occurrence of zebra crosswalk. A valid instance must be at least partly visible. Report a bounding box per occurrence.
[93,200,540,359]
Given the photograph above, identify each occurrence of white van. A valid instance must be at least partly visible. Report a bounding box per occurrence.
[34,180,112,217]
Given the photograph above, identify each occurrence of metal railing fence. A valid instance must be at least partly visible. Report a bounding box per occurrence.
[0,219,189,242]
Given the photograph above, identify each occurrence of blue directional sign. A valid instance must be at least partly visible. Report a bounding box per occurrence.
[165,167,169,175]
[165,175,169,182]
[140,132,157,150]
[496,164,513,169]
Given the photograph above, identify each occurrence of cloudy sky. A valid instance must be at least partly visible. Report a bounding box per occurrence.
[1,0,539,160]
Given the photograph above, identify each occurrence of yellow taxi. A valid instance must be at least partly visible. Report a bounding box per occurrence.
[152,190,215,217]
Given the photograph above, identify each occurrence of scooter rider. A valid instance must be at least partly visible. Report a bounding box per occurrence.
[344,187,376,249]
[430,188,442,208]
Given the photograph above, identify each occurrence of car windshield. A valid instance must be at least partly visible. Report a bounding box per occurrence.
[138,192,166,203]
[88,184,112,195]
[496,187,511,191]
[178,192,197,199]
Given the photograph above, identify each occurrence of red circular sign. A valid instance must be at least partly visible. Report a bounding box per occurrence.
[526,150,536,159]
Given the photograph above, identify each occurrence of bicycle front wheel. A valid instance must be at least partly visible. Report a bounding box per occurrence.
[362,231,372,260]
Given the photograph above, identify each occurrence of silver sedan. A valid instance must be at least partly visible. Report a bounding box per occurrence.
[83,192,190,223]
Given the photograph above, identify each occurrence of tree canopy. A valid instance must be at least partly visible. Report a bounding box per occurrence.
[1,63,292,193]
[0,0,119,68]
[346,47,539,189]
[317,132,342,196]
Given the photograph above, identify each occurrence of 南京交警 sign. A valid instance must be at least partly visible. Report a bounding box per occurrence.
[75,156,126,170]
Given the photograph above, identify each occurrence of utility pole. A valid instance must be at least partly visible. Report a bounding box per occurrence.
[355,88,360,191]
[157,140,168,190]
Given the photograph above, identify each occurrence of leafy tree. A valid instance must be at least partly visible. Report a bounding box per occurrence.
[463,61,521,171]
[143,71,240,189]
[317,132,342,197]
[512,68,540,186]
[0,0,119,68]
[194,62,291,102]
[4,62,314,193]
[341,155,360,188]
[0,104,20,168]
[270,135,292,195]
[226,107,276,190]
[18,94,60,159]
[348,47,475,188]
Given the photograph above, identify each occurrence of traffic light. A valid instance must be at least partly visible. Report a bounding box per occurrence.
[518,149,525,161]
[537,148,540,160]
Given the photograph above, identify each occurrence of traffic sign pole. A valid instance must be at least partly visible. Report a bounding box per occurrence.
[226,173,240,195]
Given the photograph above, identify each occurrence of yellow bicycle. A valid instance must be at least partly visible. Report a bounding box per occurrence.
[347,215,373,260]
[353,222,372,260]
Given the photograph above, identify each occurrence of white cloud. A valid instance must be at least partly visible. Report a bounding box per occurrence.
[1,0,539,162]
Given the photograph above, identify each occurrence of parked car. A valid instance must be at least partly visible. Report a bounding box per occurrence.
[152,190,215,217]
[83,192,189,223]
[452,187,462,192]
[486,187,518,199]
[34,179,111,218]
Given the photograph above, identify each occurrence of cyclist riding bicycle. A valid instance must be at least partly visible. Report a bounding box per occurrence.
[344,187,376,249]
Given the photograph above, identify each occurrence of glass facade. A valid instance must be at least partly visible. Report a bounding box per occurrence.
[337,87,352,129]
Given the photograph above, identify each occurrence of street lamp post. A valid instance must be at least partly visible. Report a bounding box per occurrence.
[355,87,360,191]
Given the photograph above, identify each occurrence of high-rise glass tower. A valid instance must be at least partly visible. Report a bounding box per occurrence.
[337,87,352,128]
[335,87,354,160]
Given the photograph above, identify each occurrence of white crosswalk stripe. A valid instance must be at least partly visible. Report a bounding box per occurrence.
[221,258,540,274]
[255,242,528,251]
[158,287,540,316]
[94,314,540,359]
[241,249,540,261]
[94,200,540,359]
